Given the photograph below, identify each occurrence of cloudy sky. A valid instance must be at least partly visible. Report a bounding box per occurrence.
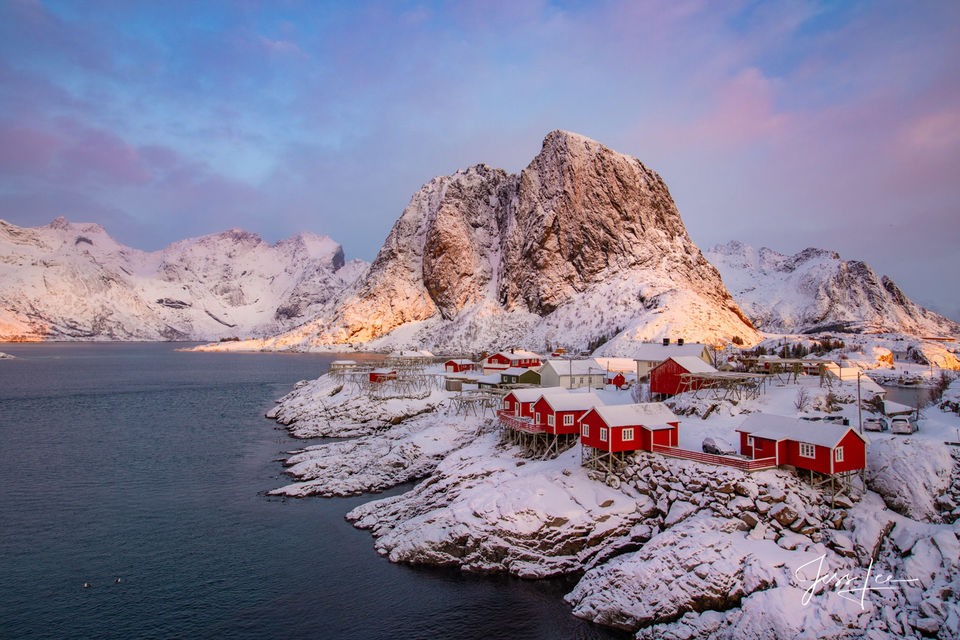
[1,1,958,320]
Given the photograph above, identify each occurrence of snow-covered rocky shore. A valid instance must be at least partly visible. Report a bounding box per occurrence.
[0,351,15,359]
[266,367,960,638]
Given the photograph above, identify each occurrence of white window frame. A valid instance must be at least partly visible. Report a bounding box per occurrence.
[622,428,634,441]
[535,413,541,424]
[834,447,844,462]
[582,425,589,437]
[547,414,555,427]
[600,427,608,442]
[504,399,510,410]
[799,442,816,458]
[747,435,754,447]
[563,414,574,426]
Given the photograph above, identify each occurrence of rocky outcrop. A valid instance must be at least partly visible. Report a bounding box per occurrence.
[708,240,960,337]
[0,217,365,341]
[244,131,759,354]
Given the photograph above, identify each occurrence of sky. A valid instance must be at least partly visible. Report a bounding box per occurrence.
[1,0,958,321]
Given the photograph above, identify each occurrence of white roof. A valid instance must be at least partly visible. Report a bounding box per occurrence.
[446,358,474,365]
[633,343,707,362]
[590,403,678,429]
[370,368,395,374]
[592,357,636,373]
[506,387,567,403]
[495,349,540,360]
[543,359,607,376]
[477,373,502,384]
[542,392,604,412]
[501,367,539,376]
[663,356,717,374]
[883,399,915,415]
[737,413,868,448]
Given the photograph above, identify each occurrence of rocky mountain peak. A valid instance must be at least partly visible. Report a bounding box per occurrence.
[252,130,759,352]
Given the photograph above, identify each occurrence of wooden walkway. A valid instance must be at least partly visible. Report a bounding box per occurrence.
[650,444,777,471]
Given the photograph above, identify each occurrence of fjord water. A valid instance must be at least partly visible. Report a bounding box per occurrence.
[0,343,621,640]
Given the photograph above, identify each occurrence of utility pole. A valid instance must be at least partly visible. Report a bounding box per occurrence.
[857,371,862,434]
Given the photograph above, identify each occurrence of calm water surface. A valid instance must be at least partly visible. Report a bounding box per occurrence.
[0,343,623,640]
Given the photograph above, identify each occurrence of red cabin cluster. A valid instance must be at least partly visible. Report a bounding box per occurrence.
[650,356,717,396]
[444,359,478,373]
[368,369,397,383]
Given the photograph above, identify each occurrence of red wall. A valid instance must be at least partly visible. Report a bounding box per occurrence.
[740,430,865,473]
[832,430,866,473]
[580,409,678,452]
[650,359,704,396]
[504,393,536,418]
[739,433,779,460]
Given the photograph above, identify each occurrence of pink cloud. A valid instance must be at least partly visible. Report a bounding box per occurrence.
[0,123,62,172]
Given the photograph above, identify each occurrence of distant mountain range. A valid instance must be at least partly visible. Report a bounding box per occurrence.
[3,131,955,347]
[0,217,366,341]
[707,241,959,337]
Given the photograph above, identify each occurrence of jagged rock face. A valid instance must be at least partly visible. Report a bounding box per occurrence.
[503,131,692,313]
[708,241,960,336]
[0,217,364,341]
[256,131,759,352]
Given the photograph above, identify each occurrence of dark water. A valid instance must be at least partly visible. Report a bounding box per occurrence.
[0,343,623,640]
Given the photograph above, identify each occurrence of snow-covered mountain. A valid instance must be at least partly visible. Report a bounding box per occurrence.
[218,131,759,354]
[0,217,366,341]
[707,241,959,336]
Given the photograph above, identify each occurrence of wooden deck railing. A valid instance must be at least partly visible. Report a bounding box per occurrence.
[496,410,543,434]
[651,444,777,471]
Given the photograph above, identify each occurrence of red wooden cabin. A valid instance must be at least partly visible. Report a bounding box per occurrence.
[502,388,563,419]
[649,356,717,396]
[533,392,603,435]
[484,349,542,373]
[608,372,627,388]
[736,413,868,474]
[368,369,397,383]
[444,359,476,373]
[579,403,679,453]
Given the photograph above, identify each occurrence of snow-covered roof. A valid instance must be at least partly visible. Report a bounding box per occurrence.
[495,349,540,360]
[506,387,567,403]
[501,366,539,376]
[633,343,707,362]
[543,359,607,376]
[592,357,636,373]
[858,375,886,396]
[541,392,604,412]
[663,356,717,374]
[883,399,915,415]
[590,403,678,429]
[446,358,474,365]
[477,373,503,384]
[737,413,868,448]
[370,368,396,374]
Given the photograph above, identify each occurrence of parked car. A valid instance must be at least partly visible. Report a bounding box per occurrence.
[702,437,737,456]
[863,417,889,432]
[890,416,918,434]
[822,415,850,426]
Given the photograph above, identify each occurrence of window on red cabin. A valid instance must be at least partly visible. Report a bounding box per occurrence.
[747,436,754,447]
[600,427,608,441]
[563,414,574,426]
[504,399,509,409]
[582,425,589,437]
[799,442,816,458]
[623,428,634,441]
[834,447,844,462]
[548,415,555,426]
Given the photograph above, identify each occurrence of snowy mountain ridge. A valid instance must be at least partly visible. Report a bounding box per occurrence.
[0,217,367,341]
[214,130,760,354]
[707,240,959,337]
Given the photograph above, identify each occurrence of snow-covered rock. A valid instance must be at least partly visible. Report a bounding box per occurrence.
[708,241,960,338]
[269,411,481,497]
[865,436,953,522]
[346,434,643,578]
[0,217,366,341]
